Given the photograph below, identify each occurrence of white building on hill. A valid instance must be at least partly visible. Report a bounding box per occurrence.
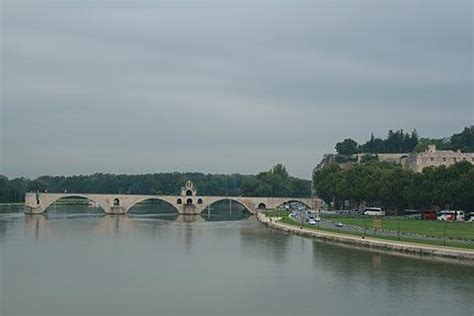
[405,145,474,173]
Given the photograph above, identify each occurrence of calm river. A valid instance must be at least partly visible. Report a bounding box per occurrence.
[1,204,473,316]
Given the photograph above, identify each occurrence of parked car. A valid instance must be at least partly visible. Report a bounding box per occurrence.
[308,219,317,225]
[468,212,474,222]
[437,210,465,222]
[422,211,438,220]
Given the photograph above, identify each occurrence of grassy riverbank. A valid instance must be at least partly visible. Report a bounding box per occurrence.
[324,216,474,241]
[274,214,474,250]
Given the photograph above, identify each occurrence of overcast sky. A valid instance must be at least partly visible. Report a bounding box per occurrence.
[1,0,472,179]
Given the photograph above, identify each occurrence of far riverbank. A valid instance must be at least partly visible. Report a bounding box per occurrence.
[257,213,474,265]
[0,202,24,206]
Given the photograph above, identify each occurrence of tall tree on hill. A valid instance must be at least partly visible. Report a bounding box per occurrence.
[414,126,473,153]
[449,126,474,152]
[335,138,359,155]
[358,129,419,153]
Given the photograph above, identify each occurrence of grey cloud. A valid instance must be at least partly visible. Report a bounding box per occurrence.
[1,0,472,179]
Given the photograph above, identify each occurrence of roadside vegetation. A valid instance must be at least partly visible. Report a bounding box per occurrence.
[264,209,291,218]
[274,214,474,250]
[314,161,473,213]
[323,216,474,241]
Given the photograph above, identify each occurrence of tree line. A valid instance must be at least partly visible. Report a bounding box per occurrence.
[413,126,474,153]
[313,161,474,213]
[0,164,311,203]
[335,126,473,155]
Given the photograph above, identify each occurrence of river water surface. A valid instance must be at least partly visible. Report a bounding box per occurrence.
[1,204,473,316]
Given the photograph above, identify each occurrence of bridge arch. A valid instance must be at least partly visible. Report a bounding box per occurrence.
[42,194,108,214]
[202,198,254,214]
[276,199,312,210]
[125,197,180,213]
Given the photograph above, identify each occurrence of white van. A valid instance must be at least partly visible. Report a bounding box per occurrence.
[437,210,464,222]
[363,207,385,216]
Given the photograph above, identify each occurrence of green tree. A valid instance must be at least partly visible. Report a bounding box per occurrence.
[313,164,342,205]
[450,126,474,152]
[335,138,359,155]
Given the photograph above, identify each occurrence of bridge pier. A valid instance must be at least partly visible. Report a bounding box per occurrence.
[108,206,127,214]
[25,206,45,215]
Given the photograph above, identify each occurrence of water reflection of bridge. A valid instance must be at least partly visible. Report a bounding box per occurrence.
[24,214,216,240]
[24,213,257,257]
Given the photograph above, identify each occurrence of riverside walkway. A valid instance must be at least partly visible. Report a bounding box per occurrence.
[257,213,474,263]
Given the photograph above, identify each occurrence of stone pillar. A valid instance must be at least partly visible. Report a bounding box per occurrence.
[25,192,45,214]
[107,206,126,214]
[25,205,45,214]
[181,205,200,215]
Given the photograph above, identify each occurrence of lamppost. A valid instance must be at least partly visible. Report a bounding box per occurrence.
[443,222,447,246]
[300,208,304,229]
[397,222,401,241]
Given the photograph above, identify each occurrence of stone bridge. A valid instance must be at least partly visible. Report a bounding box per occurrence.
[25,192,319,215]
[25,181,322,215]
